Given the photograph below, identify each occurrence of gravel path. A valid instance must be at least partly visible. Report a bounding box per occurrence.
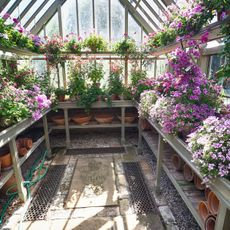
[142,140,201,230]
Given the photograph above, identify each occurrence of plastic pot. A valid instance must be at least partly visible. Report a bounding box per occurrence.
[194,174,205,191]
[183,164,194,182]
[198,201,210,223]
[171,154,185,171]
[208,191,219,215]
[205,214,216,230]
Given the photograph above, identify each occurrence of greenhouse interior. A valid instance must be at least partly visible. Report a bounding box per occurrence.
[0,0,229,229]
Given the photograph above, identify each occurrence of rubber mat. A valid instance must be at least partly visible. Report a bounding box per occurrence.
[24,165,66,221]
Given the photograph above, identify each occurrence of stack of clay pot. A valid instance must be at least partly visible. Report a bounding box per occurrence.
[198,188,219,230]
[16,138,33,157]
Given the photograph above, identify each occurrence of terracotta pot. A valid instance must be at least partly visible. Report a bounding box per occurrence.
[72,114,92,125]
[194,174,205,191]
[95,114,114,124]
[141,119,151,130]
[171,154,184,171]
[205,215,216,230]
[183,164,194,182]
[97,95,102,101]
[18,147,28,157]
[198,201,210,223]
[0,149,12,170]
[111,94,120,100]
[208,191,219,215]
[1,175,18,194]
[57,95,65,102]
[18,138,33,149]
[205,187,211,200]
[52,116,65,125]
[117,113,137,123]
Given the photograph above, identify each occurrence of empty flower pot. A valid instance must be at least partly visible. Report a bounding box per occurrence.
[0,149,12,170]
[194,174,205,191]
[171,154,185,171]
[117,113,137,123]
[205,214,216,230]
[205,187,211,200]
[183,164,194,182]
[208,191,219,215]
[18,138,33,149]
[52,116,65,125]
[95,114,114,124]
[18,147,28,157]
[72,114,92,125]
[198,201,210,223]
[141,119,151,130]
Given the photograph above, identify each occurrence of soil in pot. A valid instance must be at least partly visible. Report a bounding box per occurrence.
[95,114,114,124]
[72,114,92,125]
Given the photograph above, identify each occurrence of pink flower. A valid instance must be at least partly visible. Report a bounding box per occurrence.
[200,32,209,44]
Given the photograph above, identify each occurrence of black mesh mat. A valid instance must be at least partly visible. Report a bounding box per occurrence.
[123,162,157,214]
[24,165,66,221]
[67,147,125,155]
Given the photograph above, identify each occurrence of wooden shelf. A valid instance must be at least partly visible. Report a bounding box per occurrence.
[143,131,204,229]
[0,109,50,149]
[0,134,46,190]
[0,45,38,56]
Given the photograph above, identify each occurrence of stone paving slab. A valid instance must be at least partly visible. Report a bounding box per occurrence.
[65,157,118,209]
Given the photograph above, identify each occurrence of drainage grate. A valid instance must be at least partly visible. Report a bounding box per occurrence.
[67,147,125,155]
[123,162,156,215]
[24,165,66,221]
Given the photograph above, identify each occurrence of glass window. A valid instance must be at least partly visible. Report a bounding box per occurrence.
[61,0,77,37]
[78,0,93,37]
[95,0,109,40]
[208,55,225,79]
[45,13,59,37]
[0,0,17,15]
[32,60,47,75]
[156,59,167,76]
[111,0,125,42]
[11,0,31,19]
[128,13,142,45]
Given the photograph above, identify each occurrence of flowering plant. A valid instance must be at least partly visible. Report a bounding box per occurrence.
[139,90,158,118]
[83,33,107,52]
[130,68,147,86]
[113,35,137,55]
[65,34,82,53]
[187,115,230,182]
[85,61,104,86]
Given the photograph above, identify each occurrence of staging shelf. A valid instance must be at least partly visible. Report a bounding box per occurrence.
[0,134,46,190]
[143,131,204,229]
[0,109,50,149]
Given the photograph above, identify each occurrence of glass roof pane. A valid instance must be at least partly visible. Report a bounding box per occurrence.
[61,0,77,36]
[1,0,17,15]
[21,0,45,26]
[111,0,125,42]
[10,0,31,19]
[95,0,109,40]
[45,12,59,37]
[78,0,93,36]
[128,13,142,44]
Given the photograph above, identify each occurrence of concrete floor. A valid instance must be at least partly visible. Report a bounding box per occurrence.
[2,131,177,230]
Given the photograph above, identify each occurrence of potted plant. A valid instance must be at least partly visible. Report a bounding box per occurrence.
[108,62,124,100]
[65,35,82,54]
[130,68,147,86]
[55,87,67,102]
[113,34,137,55]
[83,33,107,52]
[86,62,104,87]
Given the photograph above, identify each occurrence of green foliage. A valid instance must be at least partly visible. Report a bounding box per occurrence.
[130,69,147,86]
[54,87,67,96]
[65,39,82,53]
[86,62,104,85]
[108,73,124,96]
[84,34,107,52]
[113,36,137,55]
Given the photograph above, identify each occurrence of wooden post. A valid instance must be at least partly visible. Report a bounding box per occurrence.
[9,139,27,202]
[124,56,128,86]
[121,107,125,144]
[42,115,51,158]
[155,135,164,194]
[64,109,70,148]
[137,117,143,154]
[215,202,230,230]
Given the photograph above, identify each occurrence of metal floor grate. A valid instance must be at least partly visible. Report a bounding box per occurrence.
[123,162,157,215]
[67,147,125,155]
[24,165,66,221]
